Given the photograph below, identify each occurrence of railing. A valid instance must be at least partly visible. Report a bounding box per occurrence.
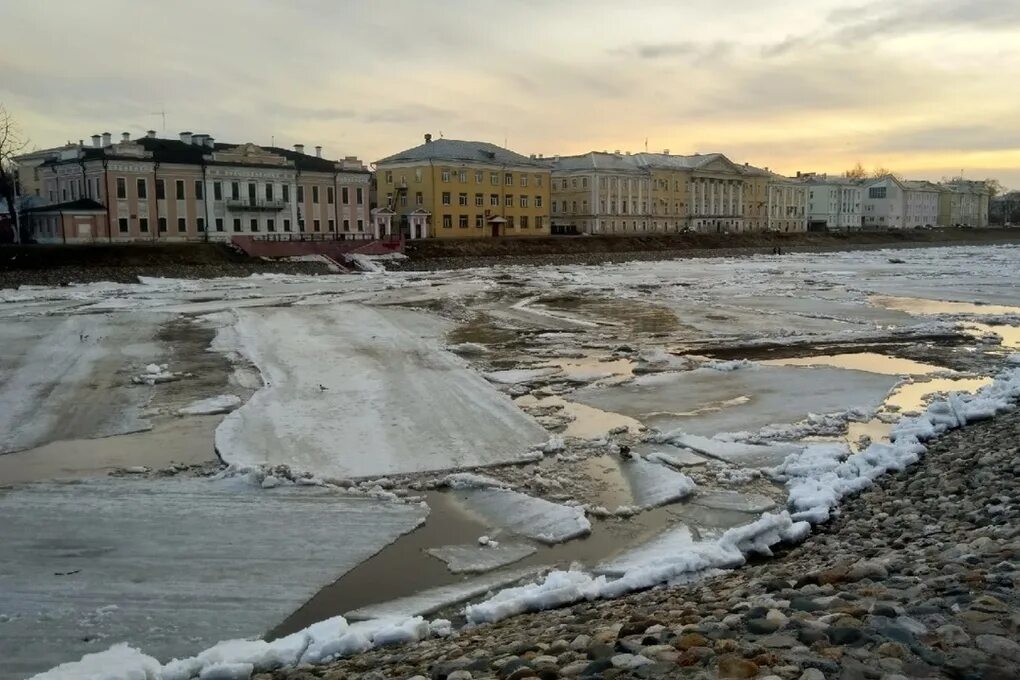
[226,198,287,211]
[251,232,398,242]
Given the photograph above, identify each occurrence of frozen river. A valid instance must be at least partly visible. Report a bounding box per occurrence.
[3,245,1020,678]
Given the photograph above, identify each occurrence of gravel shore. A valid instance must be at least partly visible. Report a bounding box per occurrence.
[268,408,1020,680]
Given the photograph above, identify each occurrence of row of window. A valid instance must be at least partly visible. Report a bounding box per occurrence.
[386,169,545,188]
[439,192,544,208]
[440,214,545,229]
[113,216,366,234]
[111,178,364,205]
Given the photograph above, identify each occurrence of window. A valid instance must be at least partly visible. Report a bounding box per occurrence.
[520,195,529,208]
[400,193,408,207]
[536,175,543,187]
[442,169,451,182]
[521,216,529,229]
[327,186,334,204]
[297,185,304,202]
[159,217,167,232]
[505,173,513,185]
[197,217,205,232]
[475,214,483,228]
[414,169,422,183]
[535,195,543,208]
[215,218,224,232]
[571,178,578,189]
[195,180,204,200]
[214,182,222,200]
[475,193,484,207]
[505,194,513,207]
[521,175,528,187]
[136,179,147,199]
[343,219,350,230]
[283,219,291,232]
[475,171,483,184]
[177,217,187,232]
[298,219,305,231]
[341,187,349,204]
[250,218,259,232]
[176,180,185,200]
[572,201,578,213]
[248,183,256,202]
[266,218,275,232]
[490,173,499,185]
[116,177,127,199]
[328,219,335,232]
[139,218,149,233]
[441,192,451,206]
[266,184,274,201]
[385,171,393,184]
[459,170,467,183]
[118,218,128,233]
[582,177,588,188]
[506,215,515,228]
[869,187,887,199]
[356,188,363,204]
[490,193,499,206]
[459,215,468,228]
[313,219,320,232]
[439,214,453,228]
[282,185,290,202]
[312,186,320,203]
[231,182,240,200]
[536,216,543,230]
[458,193,468,206]
[357,219,364,231]
[233,218,241,232]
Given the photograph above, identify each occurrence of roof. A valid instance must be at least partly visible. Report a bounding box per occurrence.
[375,139,547,168]
[547,151,746,174]
[23,198,106,214]
[903,180,941,192]
[38,136,368,174]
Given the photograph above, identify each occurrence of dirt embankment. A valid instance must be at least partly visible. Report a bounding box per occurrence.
[0,242,329,288]
[404,228,1020,270]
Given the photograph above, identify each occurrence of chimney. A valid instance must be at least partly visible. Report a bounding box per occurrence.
[315,145,322,158]
[193,134,207,146]
[538,153,543,159]
[663,149,670,155]
[146,130,156,139]
[424,133,432,143]
[180,131,193,144]
[294,143,305,154]
[796,171,801,178]
[92,134,101,147]
[121,132,130,142]
[529,153,536,159]
[79,139,84,147]
[205,136,215,148]
[102,132,112,147]
[614,149,621,154]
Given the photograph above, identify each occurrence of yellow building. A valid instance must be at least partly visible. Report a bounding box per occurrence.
[374,135,550,239]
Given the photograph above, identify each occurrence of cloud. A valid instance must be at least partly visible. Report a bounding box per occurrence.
[611,40,733,62]
[863,124,1020,154]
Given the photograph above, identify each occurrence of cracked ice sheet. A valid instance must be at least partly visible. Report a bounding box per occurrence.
[427,543,538,574]
[346,565,543,621]
[214,304,547,479]
[0,477,427,680]
[0,312,168,454]
[454,488,591,544]
[573,364,899,439]
[618,457,697,508]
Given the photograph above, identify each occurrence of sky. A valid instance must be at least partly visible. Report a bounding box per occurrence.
[3,0,1020,188]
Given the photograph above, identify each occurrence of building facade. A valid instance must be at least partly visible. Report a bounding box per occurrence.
[765,175,808,232]
[861,176,939,229]
[547,151,785,235]
[25,131,370,244]
[937,180,990,227]
[799,175,863,230]
[373,136,551,239]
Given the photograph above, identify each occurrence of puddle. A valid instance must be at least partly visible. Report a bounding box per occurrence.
[537,297,679,333]
[886,377,992,412]
[964,323,1020,349]
[871,295,1020,316]
[762,352,949,376]
[543,355,634,385]
[448,314,521,346]
[0,416,220,486]
[515,394,643,439]
[568,455,635,509]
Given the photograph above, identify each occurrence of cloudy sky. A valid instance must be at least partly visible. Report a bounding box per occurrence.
[4,0,1020,187]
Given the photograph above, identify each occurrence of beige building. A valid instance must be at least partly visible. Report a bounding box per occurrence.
[374,136,550,239]
[547,151,788,234]
[937,179,990,227]
[25,130,370,244]
[763,172,808,232]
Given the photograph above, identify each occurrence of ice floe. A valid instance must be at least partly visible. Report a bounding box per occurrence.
[176,394,242,416]
[455,488,591,544]
[427,543,538,573]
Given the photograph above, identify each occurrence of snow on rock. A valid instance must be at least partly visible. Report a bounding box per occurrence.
[28,644,161,680]
[176,394,243,416]
[456,488,591,544]
[213,305,547,479]
[464,570,606,624]
[632,348,692,373]
[482,367,562,384]
[692,490,777,513]
[131,363,183,385]
[346,254,385,273]
[618,456,697,509]
[427,543,537,573]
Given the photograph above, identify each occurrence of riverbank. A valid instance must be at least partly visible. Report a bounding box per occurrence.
[276,408,1020,680]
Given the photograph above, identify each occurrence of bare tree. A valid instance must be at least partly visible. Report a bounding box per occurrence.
[870,166,903,180]
[844,162,867,180]
[0,104,29,243]
[984,178,1005,199]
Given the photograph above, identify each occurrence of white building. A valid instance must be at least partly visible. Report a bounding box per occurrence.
[862,176,939,229]
[799,175,863,230]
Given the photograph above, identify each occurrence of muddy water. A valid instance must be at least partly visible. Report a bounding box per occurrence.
[871,295,1020,316]
[0,416,219,485]
[537,297,679,333]
[544,355,635,385]
[886,377,993,412]
[515,394,643,439]
[763,352,950,376]
[965,323,1020,349]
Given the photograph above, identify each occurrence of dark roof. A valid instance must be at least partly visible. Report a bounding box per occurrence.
[40,137,368,174]
[376,139,546,168]
[23,199,106,213]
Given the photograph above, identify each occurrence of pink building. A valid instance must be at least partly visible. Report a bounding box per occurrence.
[26,131,371,244]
